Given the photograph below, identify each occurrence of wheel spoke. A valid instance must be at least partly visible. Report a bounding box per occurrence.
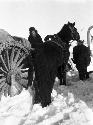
[0,81,5,89]
[4,83,8,97]
[10,47,15,69]
[6,49,10,70]
[0,74,4,77]
[16,55,26,68]
[18,64,24,70]
[0,55,8,72]
[13,49,21,64]
[0,83,7,95]
[0,67,7,74]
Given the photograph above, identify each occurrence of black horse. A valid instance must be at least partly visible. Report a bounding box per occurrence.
[27,22,80,107]
[73,40,91,80]
[44,22,80,85]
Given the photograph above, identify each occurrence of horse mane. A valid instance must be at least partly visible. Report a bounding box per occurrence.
[57,24,72,44]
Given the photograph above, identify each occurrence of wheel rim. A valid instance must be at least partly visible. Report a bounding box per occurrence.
[0,37,31,97]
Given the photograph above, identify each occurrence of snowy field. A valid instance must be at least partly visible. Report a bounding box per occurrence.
[0,63,93,125]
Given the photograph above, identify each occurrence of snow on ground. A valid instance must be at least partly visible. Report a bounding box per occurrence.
[1,67,93,124]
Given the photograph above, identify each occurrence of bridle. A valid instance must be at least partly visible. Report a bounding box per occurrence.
[68,25,79,41]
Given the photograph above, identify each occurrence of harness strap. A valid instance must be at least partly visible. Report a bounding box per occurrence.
[45,34,68,50]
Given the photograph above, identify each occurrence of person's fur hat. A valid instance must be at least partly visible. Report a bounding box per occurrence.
[29,27,36,32]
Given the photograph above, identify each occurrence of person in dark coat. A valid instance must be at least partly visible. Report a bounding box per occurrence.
[73,40,91,80]
[28,27,43,49]
[28,27,43,105]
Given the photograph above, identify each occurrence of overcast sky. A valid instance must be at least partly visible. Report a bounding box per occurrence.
[0,0,93,41]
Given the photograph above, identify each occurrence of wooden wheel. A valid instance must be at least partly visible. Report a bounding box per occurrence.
[0,35,31,98]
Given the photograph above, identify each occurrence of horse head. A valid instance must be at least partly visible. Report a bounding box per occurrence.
[57,22,80,45]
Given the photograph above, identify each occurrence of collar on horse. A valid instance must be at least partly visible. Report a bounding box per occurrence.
[45,34,69,49]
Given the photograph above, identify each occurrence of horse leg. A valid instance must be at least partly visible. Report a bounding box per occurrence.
[33,78,41,104]
[39,68,55,107]
[57,64,67,85]
[60,64,67,85]
[62,70,66,85]
[86,71,89,79]
[38,75,53,108]
[84,66,89,79]
[57,66,63,85]
[77,67,85,80]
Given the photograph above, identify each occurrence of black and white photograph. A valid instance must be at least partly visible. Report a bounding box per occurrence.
[0,0,93,124]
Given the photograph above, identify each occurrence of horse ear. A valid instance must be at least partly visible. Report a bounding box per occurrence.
[73,22,75,26]
[68,21,70,24]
